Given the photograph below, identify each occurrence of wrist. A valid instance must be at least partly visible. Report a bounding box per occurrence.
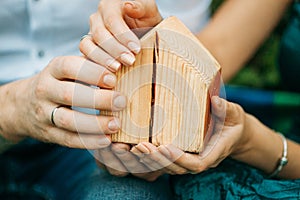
[230,113,254,158]
[230,114,285,175]
[0,79,30,140]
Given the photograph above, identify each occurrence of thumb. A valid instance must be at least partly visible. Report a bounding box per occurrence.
[123,0,162,26]
[211,96,245,125]
[123,1,146,19]
[211,96,226,120]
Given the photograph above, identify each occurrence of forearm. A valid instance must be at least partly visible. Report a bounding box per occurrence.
[0,80,28,143]
[232,114,300,179]
[197,0,292,82]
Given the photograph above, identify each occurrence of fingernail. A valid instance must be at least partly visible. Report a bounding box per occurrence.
[106,59,121,71]
[99,136,111,147]
[113,147,127,155]
[103,74,116,87]
[108,118,120,131]
[124,2,137,9]
[113,95,127,109]
[136,143,150,154]
[130,146,144,157]
[120,53,135,65]
[128,42,141,54]
[158,145,171,158]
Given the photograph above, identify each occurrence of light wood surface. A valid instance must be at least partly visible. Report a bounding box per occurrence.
[106,16,221,153]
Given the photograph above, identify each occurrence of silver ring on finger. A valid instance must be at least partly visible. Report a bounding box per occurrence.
[51,106,62,127]
[80,33,92,42]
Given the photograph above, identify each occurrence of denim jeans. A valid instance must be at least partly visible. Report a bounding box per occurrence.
[0,139,172,200]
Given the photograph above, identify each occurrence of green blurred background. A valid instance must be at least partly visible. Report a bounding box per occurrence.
[210,0,291,89]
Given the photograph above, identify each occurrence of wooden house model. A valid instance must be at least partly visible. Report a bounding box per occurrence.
[106,16,221,153]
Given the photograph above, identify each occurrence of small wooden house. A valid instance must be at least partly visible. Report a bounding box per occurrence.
[107,16,221,153]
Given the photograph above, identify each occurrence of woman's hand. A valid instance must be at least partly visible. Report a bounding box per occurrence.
[129,96,250,175]
[0,56,127,149]
[94,143,165,182]
[79,0,163,70]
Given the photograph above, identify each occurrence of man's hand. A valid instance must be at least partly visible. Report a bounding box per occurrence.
[94,143,165,182]
[79,0,163,70]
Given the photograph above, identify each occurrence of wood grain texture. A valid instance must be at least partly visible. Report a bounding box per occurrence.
[107,17,221,152]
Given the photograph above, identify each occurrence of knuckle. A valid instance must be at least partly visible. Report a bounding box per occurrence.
[60,60,72,77]
[97,2,104,11]
[93,29,106,45]
[103,14,116,30]
[63,134,74,147]
[175,168,187,175]
[192,165,205,173]
[34,81,47,97]
[57,113,70,128]
[89,13,97,26]
[42,133,54,144]
[62,90,72,103]
[34,105,46,119]
[59,86,73,103]
[49,56,61,66]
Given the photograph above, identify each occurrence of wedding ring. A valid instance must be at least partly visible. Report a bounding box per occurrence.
[80,33,92,41]
[51,106,62,126]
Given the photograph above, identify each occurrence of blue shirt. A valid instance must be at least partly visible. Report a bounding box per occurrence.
[0,0,211,84]
[0,0,98,84]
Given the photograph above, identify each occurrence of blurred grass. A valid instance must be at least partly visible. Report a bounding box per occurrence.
[210,0,291,89]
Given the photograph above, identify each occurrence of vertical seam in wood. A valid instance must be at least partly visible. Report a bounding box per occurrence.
[149,31,159,143]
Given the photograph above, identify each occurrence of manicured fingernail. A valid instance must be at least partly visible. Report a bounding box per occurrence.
[106,59,121,71]
[130,146,144,157]
[121,53,135,65]
[113,95,127,109]
[128,42,141,54]
[108,118,120,131]
[136,143,150,154]
[99,136,111,147]
[158,145,171,158]
[103,74,116,87]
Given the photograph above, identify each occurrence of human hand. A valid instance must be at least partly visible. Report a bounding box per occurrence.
[130,96,250,175]
[94,143,164,182]
[79,0,163,70]
[3,56,127,149]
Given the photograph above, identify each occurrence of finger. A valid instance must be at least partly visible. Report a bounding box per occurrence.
[157,145,189,175]
[164,143,226,173]
[99,1,141,54]
[52,106,121,134]
[43,127,111,149]
[90,13,137,66]
[162,144,205,173]
[48,82,127,111]
[49,56,117,88]
[97,146,129,177]
[79,36,121,72]
[94,149,108,171]
[130,145,166,181]
[211,96,244,125]
[123,1,146,19]
[140,143,188,174]
[133,143,170,172]
[131,145,158,172]
[111,143,150,174]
